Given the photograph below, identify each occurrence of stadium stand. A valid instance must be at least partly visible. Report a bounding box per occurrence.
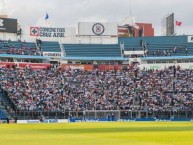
[0,92,8,120]
[0,110,7,119]
[41,41,61,52]
[0,65,193,120]
[0,36,193,121]
[0,40,40,55]
[63,44,122,57]
[119,36,193,57]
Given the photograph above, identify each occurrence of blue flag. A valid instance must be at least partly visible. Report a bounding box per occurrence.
[45,13,49,20]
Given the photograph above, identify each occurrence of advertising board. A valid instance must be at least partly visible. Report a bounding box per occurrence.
[78,22,118,36]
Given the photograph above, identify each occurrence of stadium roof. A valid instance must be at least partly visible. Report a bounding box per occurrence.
[141,56,193,61]
[0,54,50,60]
[61,57,128,61]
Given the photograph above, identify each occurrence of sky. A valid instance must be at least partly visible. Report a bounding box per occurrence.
[1,0,193,36]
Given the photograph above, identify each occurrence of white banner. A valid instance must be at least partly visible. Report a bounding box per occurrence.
[29,26,76,38]
[17,120,28,124]
[43,52,64,58]
[17,119,68,124]
[58,119,69,123]
[78,22,118,36]
[124,51,144,55]
[139,63,193,70]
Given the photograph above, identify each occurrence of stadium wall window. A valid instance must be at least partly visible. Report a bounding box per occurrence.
[177,60,185,63]
[168,61,173,63]
[108,61,111,64]
[147,61,153,64]
[81,62,86,64]
[111,61,114,64]
[185,60,190,63]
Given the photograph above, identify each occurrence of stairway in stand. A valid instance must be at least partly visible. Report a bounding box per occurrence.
[0,90,16,120]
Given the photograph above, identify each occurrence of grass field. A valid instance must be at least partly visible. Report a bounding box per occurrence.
[0,122,193,145]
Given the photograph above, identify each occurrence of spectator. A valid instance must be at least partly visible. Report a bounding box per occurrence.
[0,65,193,113]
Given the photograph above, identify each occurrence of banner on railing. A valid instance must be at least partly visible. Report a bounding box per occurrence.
[17,119,68,124]
[0,62,15,68]
[62,64,94,71]
[97,65,128,70]
[19,63,51,70]
[0,120,7,124]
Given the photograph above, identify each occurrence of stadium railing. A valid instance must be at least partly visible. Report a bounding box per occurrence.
[14,110,193,121]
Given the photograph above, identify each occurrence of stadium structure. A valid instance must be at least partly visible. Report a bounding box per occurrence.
[0,14,193,124]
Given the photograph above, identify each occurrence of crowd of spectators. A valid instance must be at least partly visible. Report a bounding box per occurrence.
[0,40,41,56]
[127,46,188,57]
[0,65,193,113]
[125,39,188,57]
[149,46,188,57]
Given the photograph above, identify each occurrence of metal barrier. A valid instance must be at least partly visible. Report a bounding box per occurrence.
[15,110,193,120]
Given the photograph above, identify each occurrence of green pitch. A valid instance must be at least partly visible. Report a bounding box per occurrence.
[0,122,193,145]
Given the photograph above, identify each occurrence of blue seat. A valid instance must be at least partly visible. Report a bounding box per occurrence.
[119,36,193,57]
[63,44,121,57]
[0,110,7,119]
[41,41,61,52]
